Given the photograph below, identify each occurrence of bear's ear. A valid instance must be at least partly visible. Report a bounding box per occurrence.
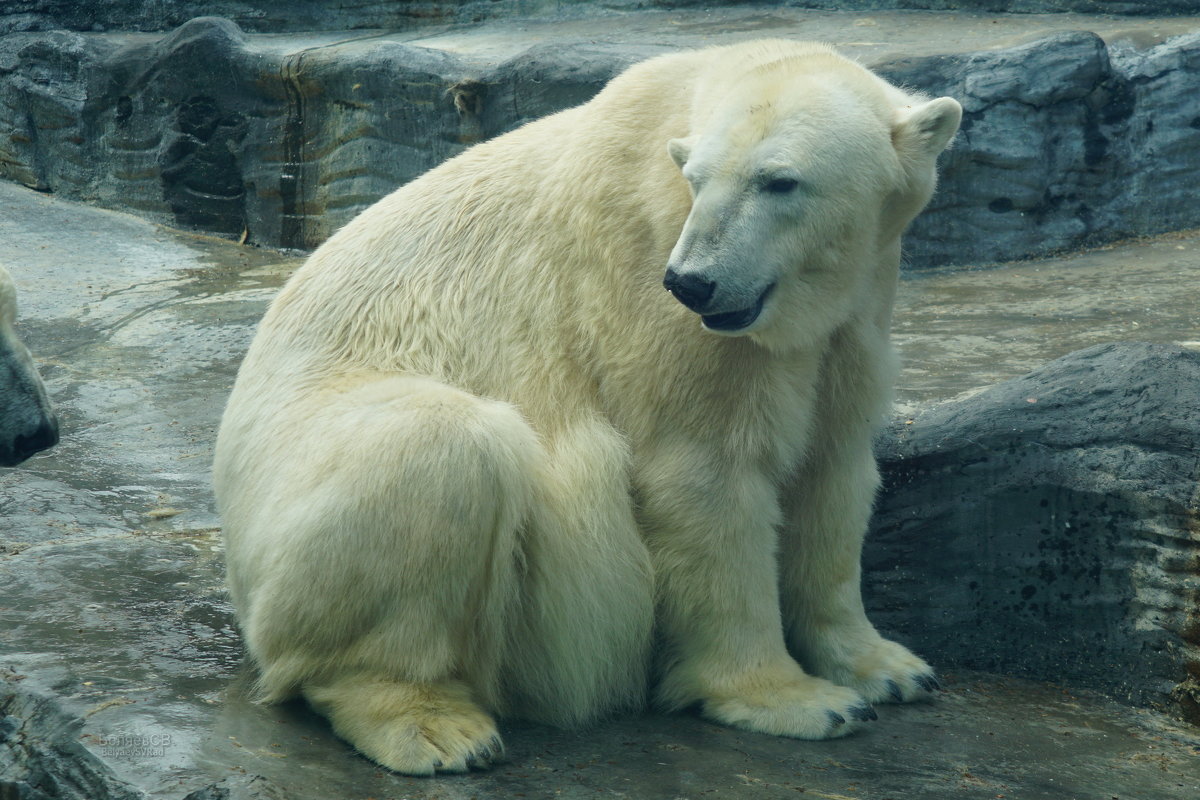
[667,135,698,169]
[892,97,962,161]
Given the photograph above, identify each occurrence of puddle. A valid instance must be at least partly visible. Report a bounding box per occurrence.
[895,230,1200,403]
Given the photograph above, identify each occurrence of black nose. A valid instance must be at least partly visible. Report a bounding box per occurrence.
[14,416,59,462]
[663,268,715,312]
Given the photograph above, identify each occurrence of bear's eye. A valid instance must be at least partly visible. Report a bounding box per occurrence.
[763,177,799,194]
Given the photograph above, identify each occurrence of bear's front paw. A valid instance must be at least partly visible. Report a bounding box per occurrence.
[699,670,876,740]
[814,636,940,706]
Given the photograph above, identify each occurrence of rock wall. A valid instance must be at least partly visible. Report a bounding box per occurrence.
[867,342,1200,722]
[896,30,1200,268]
[1,17,1200,264]
[3,2,1198,35]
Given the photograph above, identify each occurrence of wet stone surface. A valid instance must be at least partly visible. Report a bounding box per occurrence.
[1,180,1199,797]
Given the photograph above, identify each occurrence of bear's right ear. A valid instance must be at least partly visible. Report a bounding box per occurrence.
[892,97,962,162]
[667,135,697,169]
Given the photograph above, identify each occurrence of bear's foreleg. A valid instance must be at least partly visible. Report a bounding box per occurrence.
[638,443,876,740]
[778,328,939,705]
[778,439,938,704]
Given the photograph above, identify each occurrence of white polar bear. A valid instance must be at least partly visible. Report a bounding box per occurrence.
[0,264,58,465]
[214,39,961,775]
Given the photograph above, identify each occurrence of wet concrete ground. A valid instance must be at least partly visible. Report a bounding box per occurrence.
[2,179,1200,798]
[392,5,1200,65]
[60,6,1200,67]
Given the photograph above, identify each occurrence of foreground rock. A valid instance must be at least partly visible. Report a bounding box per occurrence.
[2,10,1200,265]
[870,342,1200,723]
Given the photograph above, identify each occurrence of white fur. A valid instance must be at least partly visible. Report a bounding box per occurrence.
[214,39,961,774]
[0,264,58,466]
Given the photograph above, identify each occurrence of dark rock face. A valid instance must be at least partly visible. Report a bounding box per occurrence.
[868,342,1200,721]
[888,30,1200,267]
[0,17,668,251]
[0,677,144,800]
[2,17,1200,263]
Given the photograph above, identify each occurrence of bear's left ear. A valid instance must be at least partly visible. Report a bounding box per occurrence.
[667,135,698,169]
[892,97,962,161]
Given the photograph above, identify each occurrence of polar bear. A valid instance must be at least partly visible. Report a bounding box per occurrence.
[214,39,960,775]
[0,264,58,466]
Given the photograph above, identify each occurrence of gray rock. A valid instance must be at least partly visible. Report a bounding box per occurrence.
[884,30,1200,267]
[0,676,144,800]
[868,341,1200,722]
[3,15,1200,263]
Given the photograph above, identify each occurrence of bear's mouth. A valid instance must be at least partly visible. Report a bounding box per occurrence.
[701,283,775,332]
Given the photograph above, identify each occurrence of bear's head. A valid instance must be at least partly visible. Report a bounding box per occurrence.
[662,44,961,352]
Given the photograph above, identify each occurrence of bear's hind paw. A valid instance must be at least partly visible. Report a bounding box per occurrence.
[354,704,504,775]
[305,677,505,775]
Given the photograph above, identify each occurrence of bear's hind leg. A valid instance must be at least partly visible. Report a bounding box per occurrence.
[505,416,656,727]
[227,375,540,774]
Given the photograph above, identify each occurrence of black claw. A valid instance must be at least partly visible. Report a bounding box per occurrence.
[886,679,904,703]
[849,705,878,722]
[827,710,846,726]
[432,759,444,769]
[916,674,942,693]
[486,735,506,764]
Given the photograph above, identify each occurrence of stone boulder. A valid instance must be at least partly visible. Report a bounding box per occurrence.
[868,342,1200,723]
[0,675,143,800]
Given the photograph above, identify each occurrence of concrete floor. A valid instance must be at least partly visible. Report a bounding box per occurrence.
[2,180,1199,798]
